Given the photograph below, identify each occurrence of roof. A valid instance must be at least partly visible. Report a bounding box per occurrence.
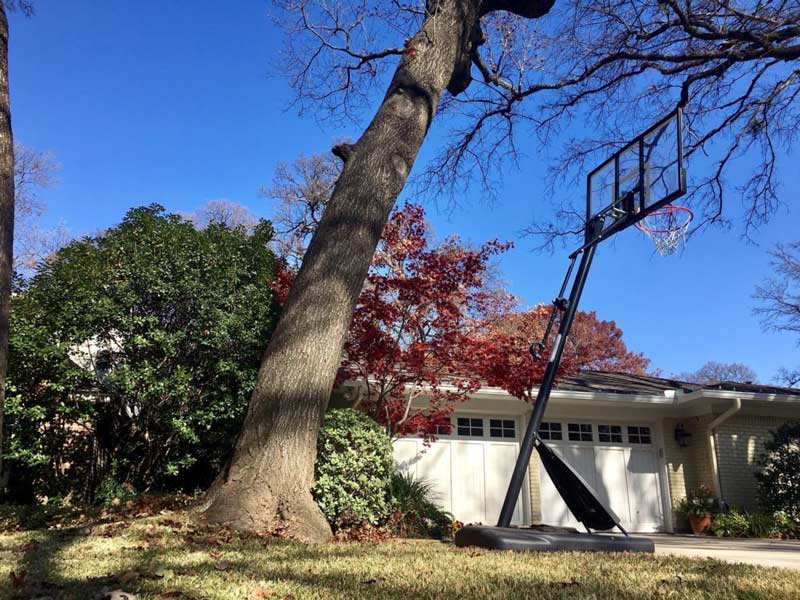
[556,371,800,397]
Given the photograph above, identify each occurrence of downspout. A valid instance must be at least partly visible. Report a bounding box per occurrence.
[707,398,742,504]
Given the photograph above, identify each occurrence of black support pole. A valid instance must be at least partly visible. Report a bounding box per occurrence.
[496,230,601,528]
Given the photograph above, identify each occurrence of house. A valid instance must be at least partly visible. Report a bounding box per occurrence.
[382,371,800,533]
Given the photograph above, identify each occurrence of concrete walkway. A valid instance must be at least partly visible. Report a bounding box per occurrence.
[649,534,800,570]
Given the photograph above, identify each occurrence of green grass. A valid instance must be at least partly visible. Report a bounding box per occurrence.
[1,512,798,599]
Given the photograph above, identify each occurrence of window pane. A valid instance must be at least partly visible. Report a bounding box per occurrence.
[458,426,470,436]
[490,428,502,438]
[503,429,515,438]
[490,419,501,429]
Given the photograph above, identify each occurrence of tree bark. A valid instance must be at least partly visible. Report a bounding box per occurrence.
[0,3,14,493]
[204,0,554,541]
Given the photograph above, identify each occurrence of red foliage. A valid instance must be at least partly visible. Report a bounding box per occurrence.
[341,204,514,439]
[473,305,650,403]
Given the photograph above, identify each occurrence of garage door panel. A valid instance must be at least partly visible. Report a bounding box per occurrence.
[626,449,663,526]
[484,442,523,525]
[594,447,632,524]
[393,438,421,476]
[415,441,453,515]
[451,442,486,524]
[555,446,598,490]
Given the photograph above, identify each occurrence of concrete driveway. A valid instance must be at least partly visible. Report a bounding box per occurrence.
[649,534,800,570]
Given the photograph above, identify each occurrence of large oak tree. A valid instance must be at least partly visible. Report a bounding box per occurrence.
[204,0,556,540]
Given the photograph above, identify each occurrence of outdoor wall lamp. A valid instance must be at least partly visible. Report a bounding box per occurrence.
[674,423,692,447]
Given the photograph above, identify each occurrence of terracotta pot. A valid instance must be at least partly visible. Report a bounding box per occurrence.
[688,512,713,535]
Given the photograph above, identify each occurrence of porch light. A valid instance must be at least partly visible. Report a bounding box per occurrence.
[674,423,692,447]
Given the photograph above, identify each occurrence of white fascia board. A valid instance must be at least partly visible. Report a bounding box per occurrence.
[445,384,676,406]
[679,389,800,405]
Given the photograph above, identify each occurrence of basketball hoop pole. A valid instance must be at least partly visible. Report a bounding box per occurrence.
[497,217,605,528]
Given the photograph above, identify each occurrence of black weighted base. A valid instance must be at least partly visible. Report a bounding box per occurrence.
[454,525,654,553]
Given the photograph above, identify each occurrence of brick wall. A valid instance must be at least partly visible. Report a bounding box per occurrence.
[528,451,541,522]
[714,415,788,510]
[662,414,716,528]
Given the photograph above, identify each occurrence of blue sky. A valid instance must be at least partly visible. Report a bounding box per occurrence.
[9,1,798,382]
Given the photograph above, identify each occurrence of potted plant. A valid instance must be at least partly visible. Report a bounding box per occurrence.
[675,485,719,534]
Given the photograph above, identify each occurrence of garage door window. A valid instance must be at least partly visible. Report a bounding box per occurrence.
[627,426,652,444]
[568,423,593,442]
[457,417,484,437]
[538,422,562,440]
[435,419,452,436]
[489,419,516,439]
[598,424,623,444]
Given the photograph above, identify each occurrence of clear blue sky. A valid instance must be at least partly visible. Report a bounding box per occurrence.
[9,1,798,382]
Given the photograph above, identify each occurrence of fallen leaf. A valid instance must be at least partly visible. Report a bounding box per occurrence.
[248,587,272,600]
[21,540,40,552]
[660,574,685,584]
[213,561,231,571]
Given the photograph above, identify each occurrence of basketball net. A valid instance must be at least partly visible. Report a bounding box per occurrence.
[635,205,693,256]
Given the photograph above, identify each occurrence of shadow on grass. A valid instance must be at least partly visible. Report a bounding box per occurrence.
[2,522,799,600]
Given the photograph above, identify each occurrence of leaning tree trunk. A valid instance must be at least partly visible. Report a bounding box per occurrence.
[0,4,14,492]
[204,0,554,541]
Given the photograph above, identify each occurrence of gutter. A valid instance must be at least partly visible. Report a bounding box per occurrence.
[707,398,742,502]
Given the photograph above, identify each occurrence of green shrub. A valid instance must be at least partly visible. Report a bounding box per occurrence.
[95,477,137,508]
[747,512,775,538]
[312,409,395,528]
[388,471,452,539]
[675,485,718,518]
[711,509,750,537]
[757,422,800,520]
[773,511,800,539]
[5,205,280,501]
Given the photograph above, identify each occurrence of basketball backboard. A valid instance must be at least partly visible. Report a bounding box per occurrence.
[586,109,685,239]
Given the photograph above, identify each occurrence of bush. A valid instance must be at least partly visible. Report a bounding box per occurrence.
[773,511,800,539]
[388,471,452,539]
[757,422,800,519]
[675,485,719,518]
[4,205,280,501]
[710,509,800,539]
[95,477,138,508]
[312,409,395,528]
[711,509,750,537]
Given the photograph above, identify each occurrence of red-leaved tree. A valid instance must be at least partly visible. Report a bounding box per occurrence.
[474,305,650,403]
[342,204,512,439]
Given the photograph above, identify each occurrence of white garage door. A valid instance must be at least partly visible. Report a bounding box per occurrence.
[393,415,525,525]
[537,421,665,532]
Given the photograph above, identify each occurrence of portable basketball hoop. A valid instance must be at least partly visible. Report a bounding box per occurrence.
[456,109,689,555]
[635,204,693,256]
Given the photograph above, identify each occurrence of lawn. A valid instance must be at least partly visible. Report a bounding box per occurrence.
[1,511,798,599]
